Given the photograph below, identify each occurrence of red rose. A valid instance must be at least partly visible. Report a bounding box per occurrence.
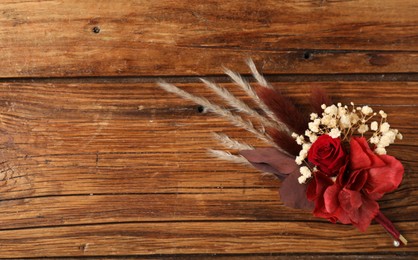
[307,137,404,231]
[308,135,347,176]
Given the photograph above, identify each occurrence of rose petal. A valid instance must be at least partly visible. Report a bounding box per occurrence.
[279,170,314,210]
[365,155,404,200]
[240,148,297,180]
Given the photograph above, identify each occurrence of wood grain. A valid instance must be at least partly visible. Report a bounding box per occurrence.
[0,80,416,257]
[0,0,416,77]
[0,0,417,258]
[0,222,417,258]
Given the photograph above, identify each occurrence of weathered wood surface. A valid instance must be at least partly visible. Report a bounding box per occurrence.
[0,0,417,77]
[0,81,417,258]
[0,0,417,258]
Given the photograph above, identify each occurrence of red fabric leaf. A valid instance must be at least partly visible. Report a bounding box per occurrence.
[350,137,385,170]
[239,148,297,180]
[353,197,379,232]
[365,154,404,200]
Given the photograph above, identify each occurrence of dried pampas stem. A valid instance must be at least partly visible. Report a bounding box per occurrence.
[201,78,276,129]
[224,65,289,133]
[246,58,271,89]
[208,149,249,164]
[158,81,275,146]
[212,132,253,150]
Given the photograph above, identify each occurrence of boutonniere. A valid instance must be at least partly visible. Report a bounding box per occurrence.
[158,60,407,247]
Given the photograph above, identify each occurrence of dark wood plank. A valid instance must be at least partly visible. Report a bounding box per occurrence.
[0,1,417,77]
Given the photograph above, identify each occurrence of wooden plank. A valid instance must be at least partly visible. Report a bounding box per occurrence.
[0,222,416,258]
[0,81,415,197]
[0,1,417,77]
[0,80,415,258]
[0,186,416,231]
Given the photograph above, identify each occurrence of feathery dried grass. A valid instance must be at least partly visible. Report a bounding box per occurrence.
[158,81,275,146]
[201,78,276,129]
[208,149,249,164]
[246,58,271,89]
[212,132,253,150]
[224,64,289,133]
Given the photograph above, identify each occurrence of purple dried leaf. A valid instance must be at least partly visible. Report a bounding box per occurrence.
[239,148,298,180]
[279,170,314,210]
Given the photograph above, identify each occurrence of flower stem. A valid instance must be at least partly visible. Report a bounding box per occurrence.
[374,211,408,246]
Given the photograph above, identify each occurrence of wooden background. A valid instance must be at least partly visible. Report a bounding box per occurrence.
[0,0,417,258]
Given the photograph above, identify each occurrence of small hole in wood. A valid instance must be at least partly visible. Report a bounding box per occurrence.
[92,26,101,34]
[197,105,205,113]
[303,51,312,60]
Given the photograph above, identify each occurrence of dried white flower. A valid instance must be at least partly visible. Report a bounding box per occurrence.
[375,147,387,155]
[361,106,373,115]
[324,104,338,115]
[350,113,360,124]
[370,136,380,144]
[308,121,320,133]
[340,115,351,128]
[358,124,369,134]
[298,175,307,184]
[328,128,341,138]
[309,133,318,143]
[300,166,311,177]
[380,122,390,133]
[379,110,387,118]
[296,135,305,145]
[370,121,378,131]
[310,113,318,120]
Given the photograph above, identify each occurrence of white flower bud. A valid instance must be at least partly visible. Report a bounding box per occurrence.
[298,175,307,184]
[308,122,319,133]
[397,133,403,140]
[300,166,311,177]
[361,106,373,115]
[380,122,390,133]
[358,124,369,134]
[379,110,387,118]
[328,128,341,138]
[339,115,351,128]
[370,136,380,144]
[309,134,318,143]
[302,143,312,152]
[375,147,387,155]
[370,121,378,131]
[350,113,360,124]
[310,113,318,120]
[324,105,338,115]
[296,135,305,145]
